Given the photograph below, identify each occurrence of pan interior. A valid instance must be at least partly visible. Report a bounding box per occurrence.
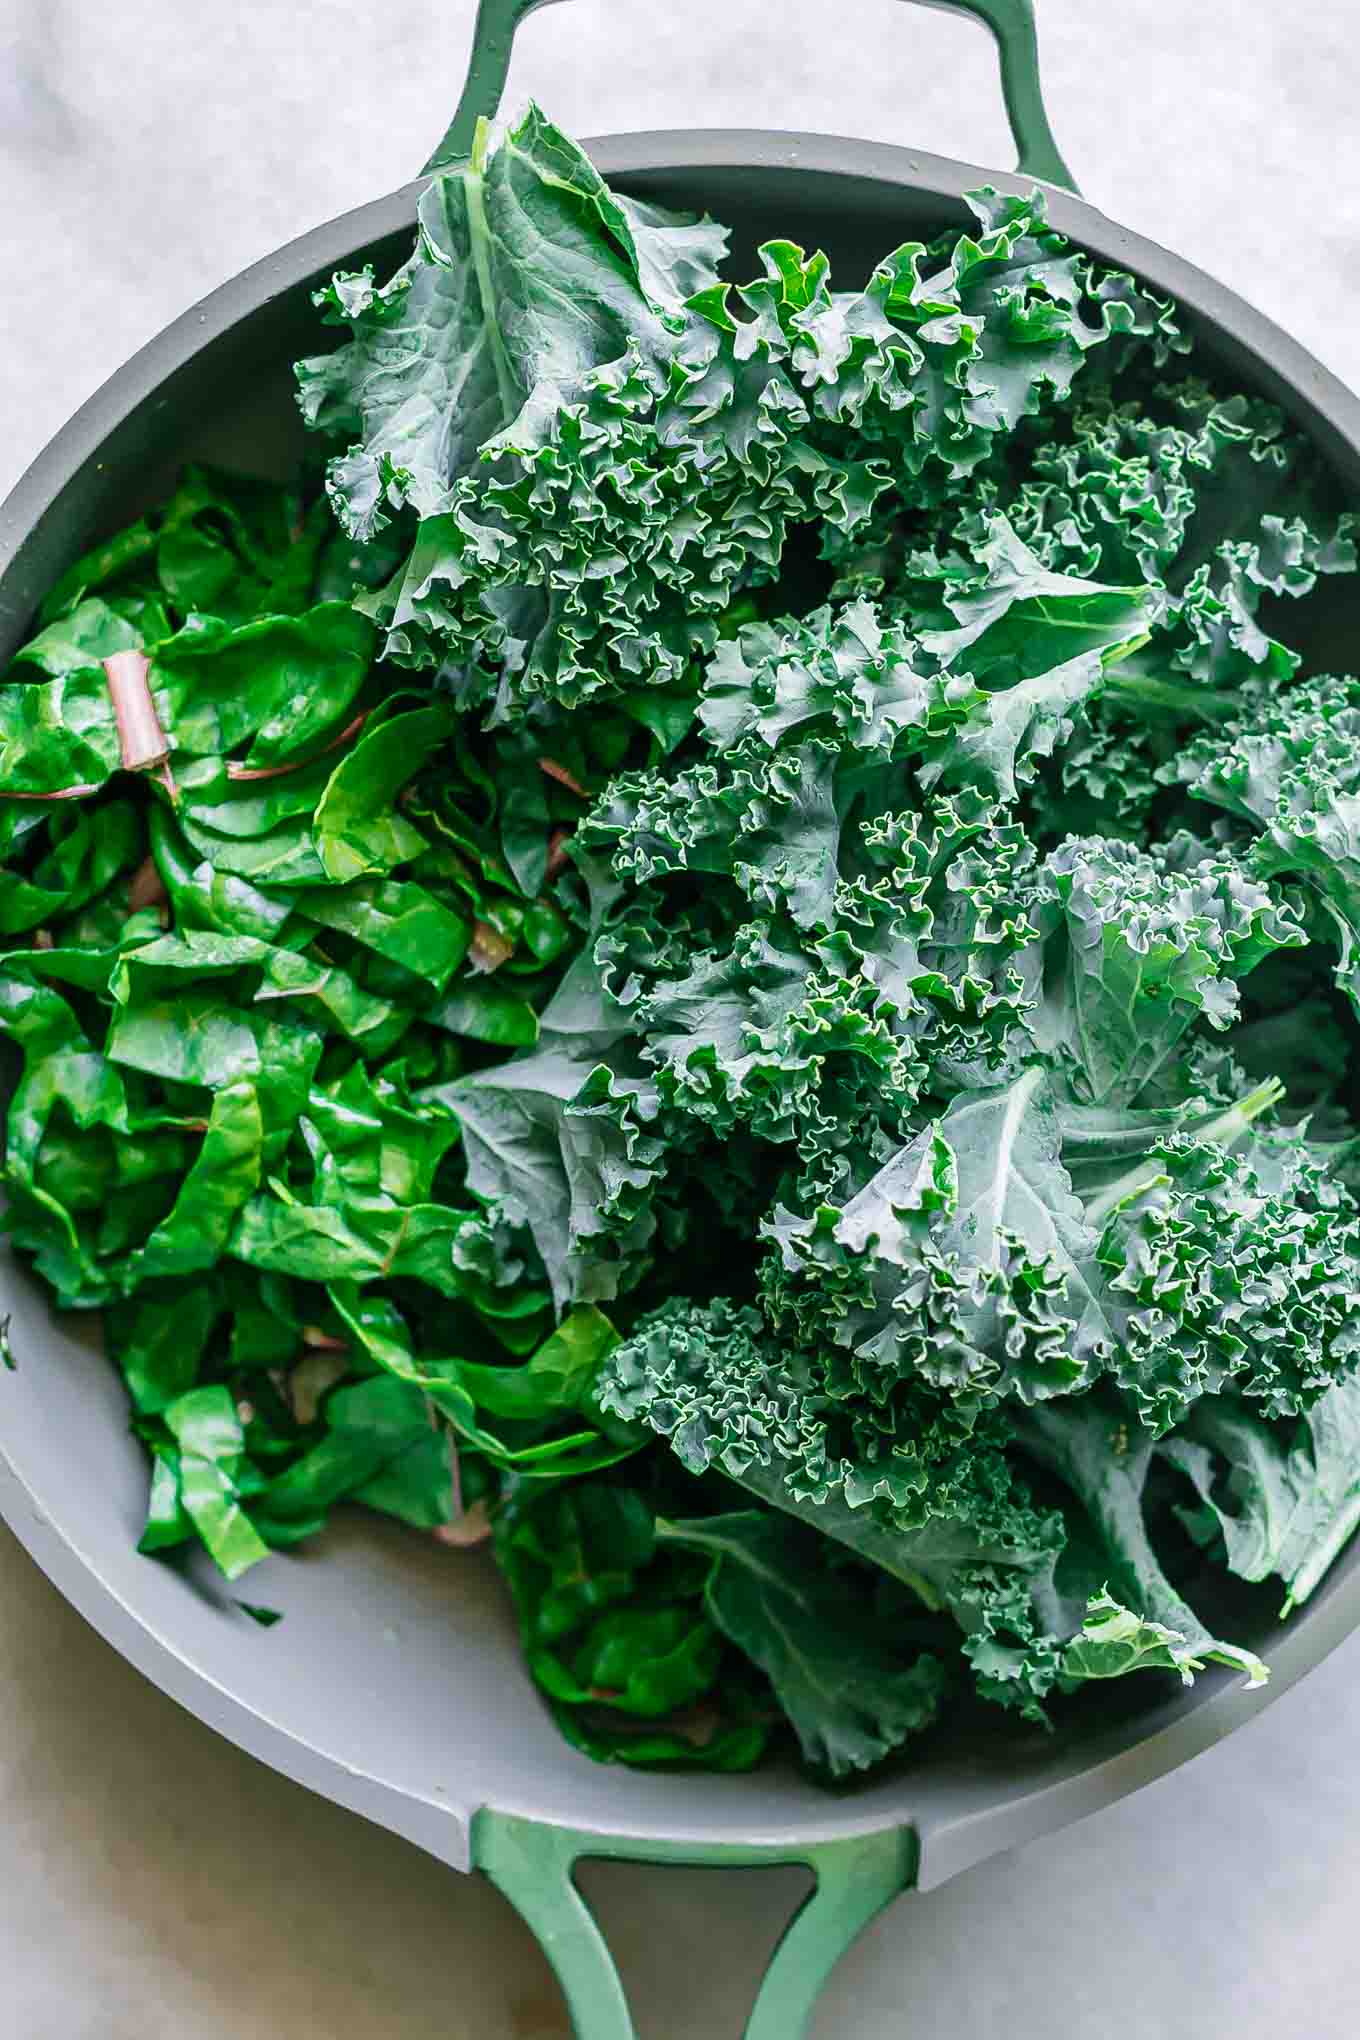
[1,150,1356,1869]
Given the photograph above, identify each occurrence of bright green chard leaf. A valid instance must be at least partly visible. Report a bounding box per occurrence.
[426,975,540,1047]
[125,1078,264,1285]
[258,1374,458,1536]
[230,1190,504,1299]
[108,1282,222,1414]
[492,1480,768,1769]
[312,704,447,881]
[159,1385,272,1580]
[299,877,469,989]
[151,602,374,765]
[10,596,146,677]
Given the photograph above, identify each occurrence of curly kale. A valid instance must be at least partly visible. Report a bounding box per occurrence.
[598,1299,1265,1722]
[1089,1116,1360,1434]
[1032,831,1306,1104]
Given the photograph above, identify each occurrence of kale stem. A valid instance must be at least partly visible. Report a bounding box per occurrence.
[1084,1076,1285,1227]
[465,117,519,428]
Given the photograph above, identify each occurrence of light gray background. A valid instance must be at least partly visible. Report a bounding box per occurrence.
[2,2,1360,2034]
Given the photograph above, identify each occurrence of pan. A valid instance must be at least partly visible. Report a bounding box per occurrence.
[3,2,1360,2033]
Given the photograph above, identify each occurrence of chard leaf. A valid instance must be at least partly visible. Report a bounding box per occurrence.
[126,1078,264,1284]
[450,1303,619,1424]
[295,873,471,983]
[229,1191,506,1300]
[313,705,447,881]
[0,668,125,794]
[109,1284,222,1414]
[258,1375,457,1533]
[160,1386,272,1580]
[150,602,374,764]
[492,1480,768,1768]
[153,466,325,621]
[10,596,146,677]
[427,975,541,1047]
[0,601,373,797]
[328,1288,632,1481]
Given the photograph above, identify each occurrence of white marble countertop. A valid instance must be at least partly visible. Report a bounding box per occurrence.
[4,3,1360,2033]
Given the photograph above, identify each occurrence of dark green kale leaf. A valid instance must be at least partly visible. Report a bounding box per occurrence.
[1031,831,1306,1105]
[297,104,727,539]
[762,1066,1112,1412]
[599,1300,1257,1722]
[1162,1378,1360,1615]
[1173,672,1360,1008]
[657,1510,950,1775]
[1090,1112,1360,1434]
[1010,1390,1266,1685]
[303,129,1181,720]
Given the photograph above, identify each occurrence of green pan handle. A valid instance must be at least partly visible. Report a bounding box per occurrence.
[424,0,1078,191]
[474,1809,917,2039]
